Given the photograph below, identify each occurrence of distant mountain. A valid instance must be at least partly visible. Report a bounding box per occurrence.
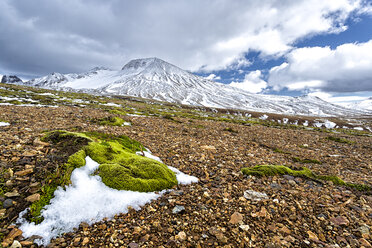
[336,98,372,111]
[14,57,370,116]
[1,75,23,84]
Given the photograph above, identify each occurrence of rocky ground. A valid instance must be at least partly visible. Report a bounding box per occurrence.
[0,91,371,247]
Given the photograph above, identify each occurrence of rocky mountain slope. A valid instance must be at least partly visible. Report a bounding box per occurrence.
[11,58,368,117]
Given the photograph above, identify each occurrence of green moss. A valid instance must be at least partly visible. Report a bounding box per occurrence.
[241,164,371,192]
[98,116,125,126]
[29,130,177,222]
[273,148,291,154]
[326,136,354,144]
[292,157,322,164]
[223,127,238,133]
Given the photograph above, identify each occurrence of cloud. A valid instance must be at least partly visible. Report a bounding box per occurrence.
[230,70,267,93]
[0,0,369,76]
[268,39,372,92]
[205,74,221,81]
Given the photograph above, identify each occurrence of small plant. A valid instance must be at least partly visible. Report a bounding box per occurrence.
[273,147,291,154]
[326,136,354,144]
[241,164,371,192]
[98,116,125,126]
[223,127,238,133]
[162,114,182,123]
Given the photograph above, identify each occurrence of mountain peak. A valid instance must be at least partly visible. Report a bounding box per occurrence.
[121,57,166,70]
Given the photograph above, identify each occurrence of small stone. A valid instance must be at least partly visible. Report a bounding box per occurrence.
[128,242,139,248]
[307,231,318,241]
[3,228,23,247]
[15,168,33,177]
[25,193,40,203]
[330,216,349,226]
[3,199,13,209]
[0,209,6,217]
[243,190,268,201]
[239,225,250,231]
[4,191,20,198]
[359,238,371,247]
[359,224,370,239]
[283,175,294,180]
[172,205,185,214]
[176,231,187,241]
[279,226,291,235]
[10,240,22,248]
[288,180,296,186]
[229,211,243,224]
[200,145,216,152]
[20,240,33,246]
[82,237,89,246]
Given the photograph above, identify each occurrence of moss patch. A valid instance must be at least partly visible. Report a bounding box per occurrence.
[241,164,371,192]
[326,136,354,144]
[98,116,126,126]
[29,130,177,223]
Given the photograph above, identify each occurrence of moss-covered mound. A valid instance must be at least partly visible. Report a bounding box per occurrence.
[98,116,126,126]
[242,165,371,192]
[30,130,177,223]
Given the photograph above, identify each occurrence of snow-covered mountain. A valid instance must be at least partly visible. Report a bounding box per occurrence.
[335,98,372,111]
[18,57,369,116]
[1,75,23,84]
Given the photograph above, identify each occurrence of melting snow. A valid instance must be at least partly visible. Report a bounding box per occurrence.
[259,114,268,120]
[0,122,10,126]
[19,151,198,245]
[18,157,162,246]
[353,127,363,131]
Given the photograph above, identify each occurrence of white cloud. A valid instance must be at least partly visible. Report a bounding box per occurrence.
[205,74,221,81]
[268,40,372,92]
[230,70,267,93]
[0,0,369,75]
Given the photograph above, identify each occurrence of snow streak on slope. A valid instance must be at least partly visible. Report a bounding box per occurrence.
[22,58,369,116]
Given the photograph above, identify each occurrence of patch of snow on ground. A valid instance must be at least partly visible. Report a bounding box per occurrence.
[353,127,363,131]
[282,118,288,124]
[18,157,162,246]
[102,102,121,107]
[303,120,308,126]
[122,122,131,126]
[259,114,268,120]
[324,120,336,129]
[313,122,323,128]
[38,93,55,96]
[0,122,10,126]
[136,151,198,185]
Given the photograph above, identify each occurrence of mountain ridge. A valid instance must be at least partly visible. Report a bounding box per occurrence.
[6,57,370,117]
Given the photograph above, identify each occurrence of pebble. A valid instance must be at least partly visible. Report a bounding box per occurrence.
[330,216,349,226]
[3,199,13,209]
[229,211,243,224]
[172,205,185,214]
[243,190,268,201]
[10,240,22,248]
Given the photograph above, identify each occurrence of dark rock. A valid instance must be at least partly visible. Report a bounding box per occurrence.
[3,199,13,209]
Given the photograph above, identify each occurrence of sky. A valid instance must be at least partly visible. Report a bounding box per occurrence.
[0,0,371,105]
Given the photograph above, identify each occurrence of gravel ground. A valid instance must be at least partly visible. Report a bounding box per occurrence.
[0,104,371,248]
